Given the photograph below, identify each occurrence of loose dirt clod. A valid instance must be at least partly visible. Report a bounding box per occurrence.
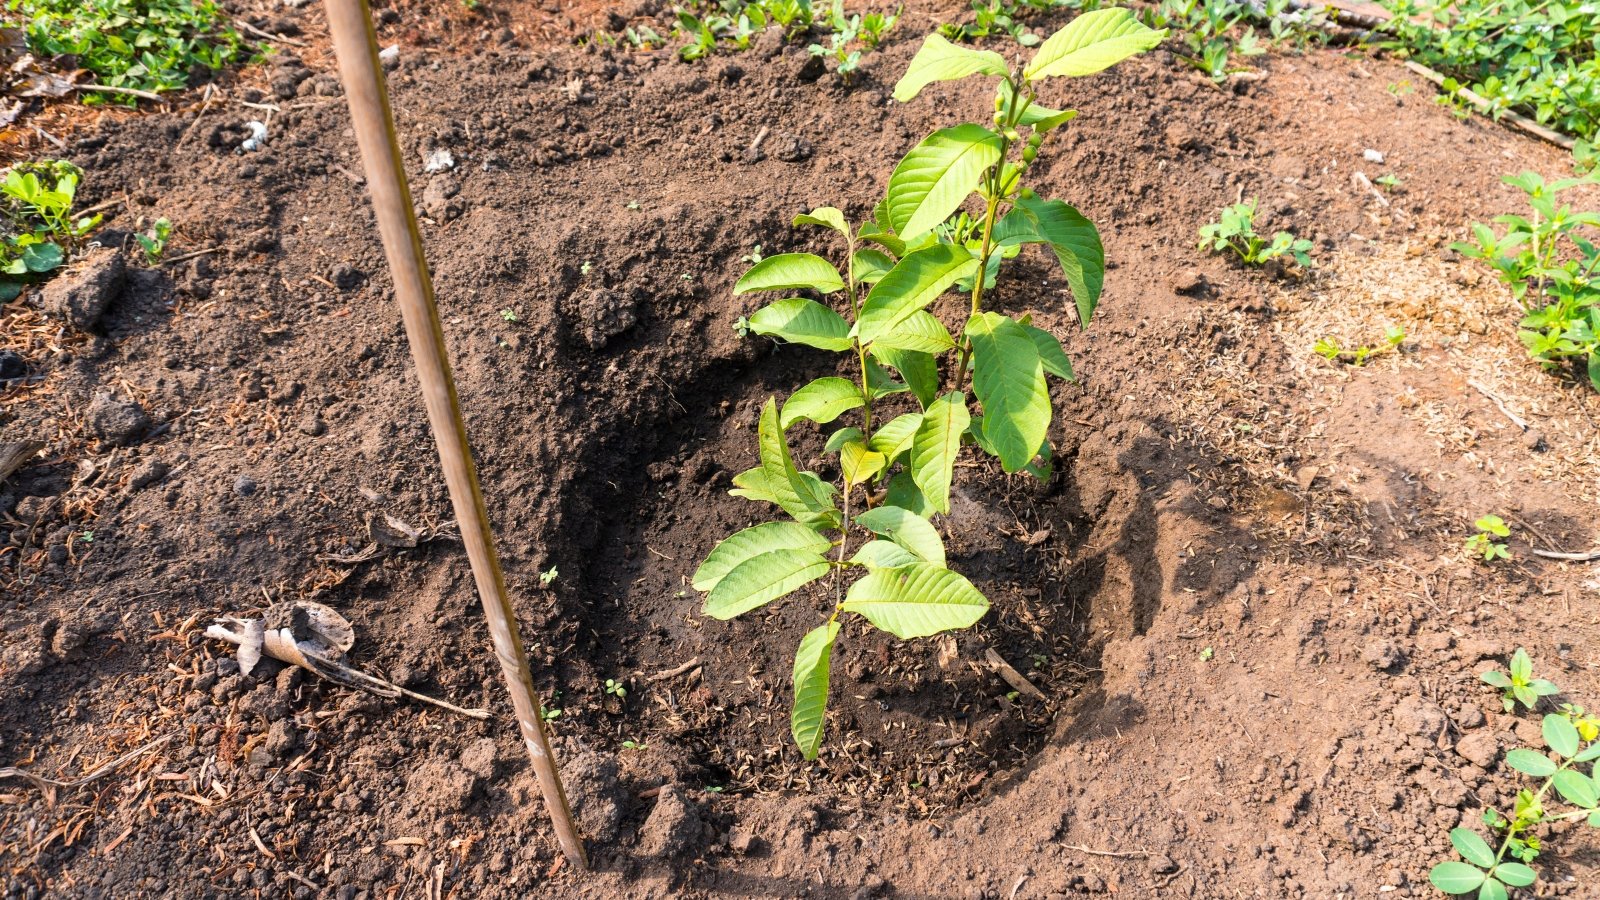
[205,600,489,719]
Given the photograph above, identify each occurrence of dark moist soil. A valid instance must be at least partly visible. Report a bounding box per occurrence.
[5,1,1600,897]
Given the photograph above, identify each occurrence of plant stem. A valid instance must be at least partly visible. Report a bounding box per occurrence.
[952,74,1024,394]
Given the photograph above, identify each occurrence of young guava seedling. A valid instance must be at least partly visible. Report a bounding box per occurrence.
[1466,515,1512,562]
[693,9,1165,760]
[1482,648,1559,712]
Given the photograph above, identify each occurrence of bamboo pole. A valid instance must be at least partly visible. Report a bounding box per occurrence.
[320,0,588,869]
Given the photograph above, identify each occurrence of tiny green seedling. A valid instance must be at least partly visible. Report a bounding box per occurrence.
[1375,173,1402,190]
[539,565,559,586]
[580,260,593,276]
[1465,514,1512,562]
[695,10,1164,760]
[1430,665,1600,899]
[1199,646,1214,661]
[741,245,764,265]
[500,308,519,323]
[541,705,562,721]
[1198,198,1313,268]
[621,738,647,750]
[1482,648,1560,713]
[604,678,627,698]
[134,217,172,264]
[1314,325,1405,366]
[626,199,642,210]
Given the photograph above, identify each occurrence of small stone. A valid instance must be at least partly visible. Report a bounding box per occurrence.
[1455,731,1498,768]
[331,264,364,291]
[1393,695,1447,739]
[1149,854,1177,874]
[459,739,500,780]
[234,475,258,497]
[1524,429,1546,452]
[1362,639,1404,671]
[1170,268,1206,295]
[0,349,25,381]
[129,458,170,490]
[421,178,463,221]
[1363,148,1385,164]
[638,785,701,858]
[1457,705,1486,729]
[39,247,126,329]
[298,414,327,437]
[561,750,626,842]
[1416,633,1453,653]
[87,393,150,446]
[775,136,813,163]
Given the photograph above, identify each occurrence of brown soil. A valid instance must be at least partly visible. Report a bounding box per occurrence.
[4,2,1600,898]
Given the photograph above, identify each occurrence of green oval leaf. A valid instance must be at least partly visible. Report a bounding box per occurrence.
[1492,862,1536,888]
[758,398,840,528]
[885,471,935,517]
[693,521,833,593]
[1554,769,1599,808]
[1428,861,1487,895]
[1015,196,1104,327]
[704,549,830,619]
[839,441,887,487]
[1505,748,1557,778]
[871,347,939,410]
[781,377,865,429]
[850,539,921,569]
[884,125,1004,242]
[1449,828,1497,869]
[853,247,897,285]
[748,298,852,351]
[1479,876,1508,900]
[21,241,64,273]
[793,206,848,235]
[967,312,1050,473]
[852,505,945,567]
[1545,714,1580,758]
[1024,324,1075,380]
[893,33,1009,103]
[1024,8,1167,81]
[869,412,924,463]
[842,563,990,638]
[735,253,845,295]
[858,244,979,344]
[791,620,840,760]
[871,310,957,354]
[824,426,864,454]
[911,391,970,515]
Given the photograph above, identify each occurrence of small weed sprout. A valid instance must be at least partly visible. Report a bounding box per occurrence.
[134,218,172,264]
[580,260,593,276]
[621,738,647,749]
[1431,654,1600,898]
[539,565,559,586]
[604,678,627,698]
[541,705,562,721]
[742,244,764,264]
[1482,648,1560,713]
[1315,325,1405,366]
[1465,514,1512,562]
[1198,198,1313,268]
[1375,173,1403,190]
[695,10,1164,760]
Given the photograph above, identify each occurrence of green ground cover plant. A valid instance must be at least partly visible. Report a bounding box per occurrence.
[1314,325,1404,366]
[1378,0,1600,145]
[0,160,101,301]
[1432,651,1600,898]
[1452,171,1600,391]
[1464,514,1511,562]
[692,9,1164,759]
[1199,198,1313,268]
[12,0,253,105]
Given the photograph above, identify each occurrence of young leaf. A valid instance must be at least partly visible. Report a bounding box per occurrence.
[885,472,935,517]
[793,206,849,235]
[825,427,864,453]
[966,312,1050,473]
[693,521,833,592]
[1480,670,1513,689]
[1505,748,1558,778]
[869,411,925,463]
[893,33,1008,103]
[857,244,980,344]
[866,358,909,399]
[1545,714,1581,758]
[781,377,866,428]
[853,248,897,284]
[840,441,888,486]
[884,125,1004,242]
[1478,877,1508,900]
[735,253,846,295]
[851,539,922,568]
[704,549,831,619]
[758,398,840,527]
[872,347,940,410]
[1428,862,1486,895]
[911,391,970,515]
[871,310,957,354]
[21,242,64,273]
[1492,863,1536,888]
[853,505,946,566]
[1448,828,1496,869]
[1015,195,1104,327]
[1024,324,1075,380]
[1024,8,1167,81]
[791,620,840,760]
[842,563,989,638]
[1510,648,1533,682]
[748,298,853,351]
[1554,769,1599,808]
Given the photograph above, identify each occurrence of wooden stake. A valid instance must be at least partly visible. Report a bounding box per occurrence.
[320,0,588,869]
